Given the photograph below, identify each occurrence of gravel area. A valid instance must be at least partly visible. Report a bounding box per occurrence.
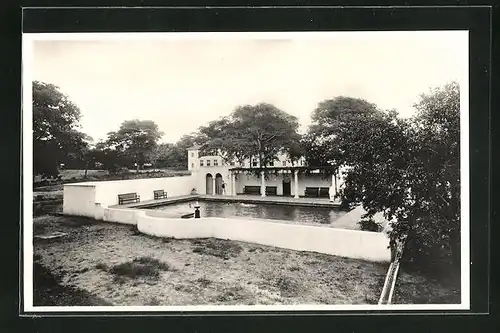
[33,215,389,306]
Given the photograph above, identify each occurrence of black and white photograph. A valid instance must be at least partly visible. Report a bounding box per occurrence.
[23,30,469,312]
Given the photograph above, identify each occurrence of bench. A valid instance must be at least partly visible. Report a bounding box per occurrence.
[118,192,140,205]
[319,187,330,198]
[243,186,261,195]
[153,189,168,200]
[304,187,320,198]
[265,186,278,196]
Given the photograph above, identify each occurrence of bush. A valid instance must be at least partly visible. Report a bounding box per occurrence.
[108,257,174,280]
[358,218,382,232]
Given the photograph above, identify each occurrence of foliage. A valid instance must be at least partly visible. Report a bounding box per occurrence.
[102,119,163,171]
[32,81,91,179]
[198,103,301,168]
[309,84,461,270]
[358,218,383,232]
[304,97,379,169]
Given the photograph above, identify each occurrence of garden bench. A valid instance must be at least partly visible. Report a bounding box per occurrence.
[153,189,168,200]
[243,186,261,195]
[265,186,278,196]
[319,187,330,198]
[118,193,140,205]
[304,187,320,198]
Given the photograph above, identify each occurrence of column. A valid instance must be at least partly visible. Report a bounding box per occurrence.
[329,173,336,202]
[213,177,216,195]
[334,173,338,196]
[294,169,299,199]
[260,171,266,197]
[231,171,236,196]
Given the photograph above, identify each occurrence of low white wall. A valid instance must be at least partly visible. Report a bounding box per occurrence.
[94,175,197,207]
[102,207,138,225]
[63,175,197,217]
[62,184,97,217]
[137,213,391,262]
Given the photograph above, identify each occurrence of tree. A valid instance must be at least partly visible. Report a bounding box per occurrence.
[199,103,301,168]
[304,97,379,169]
[198,117,249,165]
[104,119,163,172]
[32,81,90,180]
[147,143,174,168]
[317,84,461,272]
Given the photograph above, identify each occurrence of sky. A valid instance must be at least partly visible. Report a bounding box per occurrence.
[29,31,468,144]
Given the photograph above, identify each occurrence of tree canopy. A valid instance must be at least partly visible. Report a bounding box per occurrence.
[313,83,461,270]
[303,97,379,170]
[103,119,163,171]
[32,81,91,179]
[198,103,301,168]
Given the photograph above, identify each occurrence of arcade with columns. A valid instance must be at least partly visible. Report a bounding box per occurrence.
[188,146,343,200]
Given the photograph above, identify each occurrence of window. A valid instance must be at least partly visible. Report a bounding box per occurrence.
[207,160,211,166]
[252,161,258,167]
[282,161,287,167]
[191,163,194,168]
[200,160,204,167]
[191,152,194,157]
[269,161,274,167]
[214,160,218,166]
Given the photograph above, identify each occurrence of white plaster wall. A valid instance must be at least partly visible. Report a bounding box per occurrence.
[63,175,197,217]
[62,184,97,217]
[92,175,197,207]
[137,214,391,262]
[102,207,139,225]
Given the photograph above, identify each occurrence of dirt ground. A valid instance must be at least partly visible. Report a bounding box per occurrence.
[33,215,389,306]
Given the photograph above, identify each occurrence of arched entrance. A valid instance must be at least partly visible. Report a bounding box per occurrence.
[215,173,223,195]
[206,173,213,195]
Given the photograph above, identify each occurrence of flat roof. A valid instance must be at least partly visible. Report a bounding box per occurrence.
[229,166,336,171]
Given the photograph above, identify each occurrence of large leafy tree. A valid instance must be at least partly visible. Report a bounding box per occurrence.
[32,81,91,179]
[104,119,163,172]
[199,103,301,168]
[304,97,379,170]
[317,83,461,271]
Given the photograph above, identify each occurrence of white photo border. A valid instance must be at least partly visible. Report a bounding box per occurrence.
[21,31,470,313]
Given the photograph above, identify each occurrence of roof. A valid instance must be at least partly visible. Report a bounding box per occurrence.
[187,145,202,150]
[228,166,336,171]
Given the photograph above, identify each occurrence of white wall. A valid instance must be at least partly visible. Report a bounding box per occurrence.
[62,184,96,217]
[92,175,197,207]
[63,175,197,217]
[63,189,391,262]
[137,213,391,262]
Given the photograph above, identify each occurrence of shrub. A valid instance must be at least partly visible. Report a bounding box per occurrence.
[191,238,242,259]
[358,218,382,232]
[109,257,174,280]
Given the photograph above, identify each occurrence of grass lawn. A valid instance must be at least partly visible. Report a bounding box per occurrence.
[33,215,389,306]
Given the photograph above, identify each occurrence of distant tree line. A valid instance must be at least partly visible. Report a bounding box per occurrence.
[32,80,461,274]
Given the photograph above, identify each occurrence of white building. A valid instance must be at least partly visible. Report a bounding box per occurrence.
[188,146,345,200]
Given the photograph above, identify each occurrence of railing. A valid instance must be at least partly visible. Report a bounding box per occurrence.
[378,238,405,305]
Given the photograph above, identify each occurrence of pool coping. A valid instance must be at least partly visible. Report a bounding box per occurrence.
[112,194,344,209]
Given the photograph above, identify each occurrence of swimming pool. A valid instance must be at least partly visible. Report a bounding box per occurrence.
[148,200,348,226]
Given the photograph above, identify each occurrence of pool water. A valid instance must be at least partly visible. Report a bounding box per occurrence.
[149,200,348,226]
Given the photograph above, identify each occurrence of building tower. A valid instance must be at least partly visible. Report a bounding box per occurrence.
[187,145,201,172]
